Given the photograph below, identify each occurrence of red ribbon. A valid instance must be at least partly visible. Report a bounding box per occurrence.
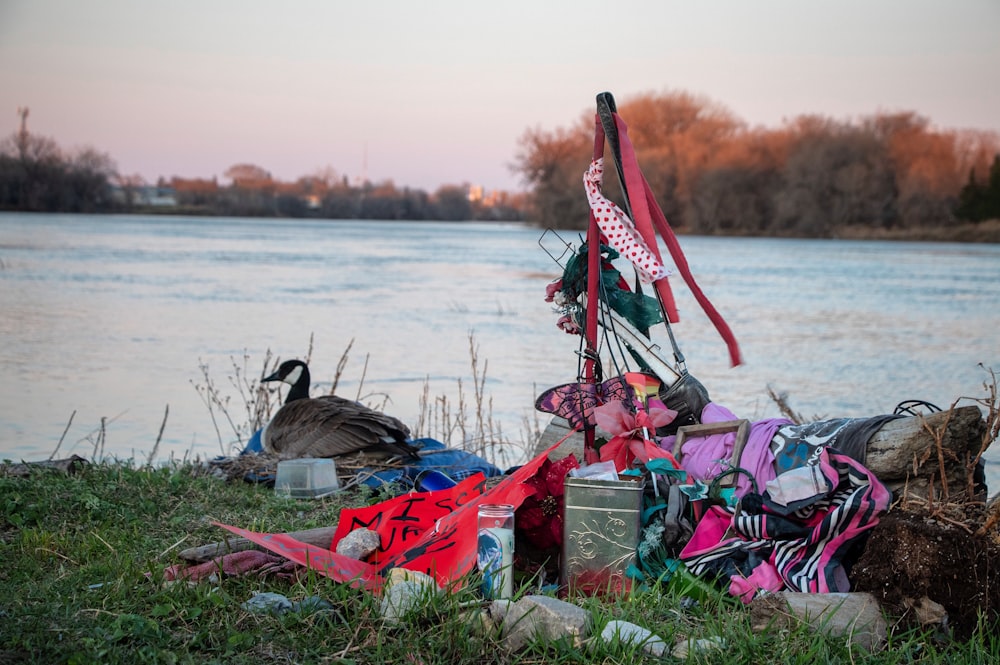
[592,112,743,367]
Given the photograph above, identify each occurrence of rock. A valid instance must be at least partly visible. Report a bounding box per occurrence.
[750,592,887,652]
[240,592,332,617]
[384,567,438,589]
[379,581,431,624]
[905,595,949,629]
[379,568,442,625]
[335,528,381,560]
[670,636,725,660]
[241,591,293,615]
[600,620,667,657]
[472,599,514,636]
[293,595,333,614]
[501,595,591,651]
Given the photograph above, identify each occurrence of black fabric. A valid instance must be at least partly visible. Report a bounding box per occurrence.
[770,414,902,472]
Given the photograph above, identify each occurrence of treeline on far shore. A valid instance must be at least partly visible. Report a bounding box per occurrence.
[513,91,1000,240]
[3,90,1000,240]
[0,128,529,222]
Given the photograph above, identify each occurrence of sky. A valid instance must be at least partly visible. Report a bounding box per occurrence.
[0,0,997,193]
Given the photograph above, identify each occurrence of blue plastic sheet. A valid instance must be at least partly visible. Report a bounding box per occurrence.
[237,433,503,492]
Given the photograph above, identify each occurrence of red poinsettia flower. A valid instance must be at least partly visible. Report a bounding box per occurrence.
[515,454,580,551]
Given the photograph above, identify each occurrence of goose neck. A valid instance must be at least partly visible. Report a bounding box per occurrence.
[285,366,311,403]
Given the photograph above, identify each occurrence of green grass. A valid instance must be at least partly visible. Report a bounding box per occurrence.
[2,462,998,664]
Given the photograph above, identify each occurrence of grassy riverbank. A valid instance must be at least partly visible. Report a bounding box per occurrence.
[2,461,998,664]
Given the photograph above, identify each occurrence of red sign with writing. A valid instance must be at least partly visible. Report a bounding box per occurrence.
[216,437,563,590]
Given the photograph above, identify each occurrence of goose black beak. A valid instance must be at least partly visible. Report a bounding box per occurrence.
[262,370,281,383]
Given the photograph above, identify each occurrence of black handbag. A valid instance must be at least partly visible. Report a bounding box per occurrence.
[656,371,712,436]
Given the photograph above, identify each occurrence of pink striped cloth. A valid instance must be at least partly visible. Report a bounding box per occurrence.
[679,446,890,600]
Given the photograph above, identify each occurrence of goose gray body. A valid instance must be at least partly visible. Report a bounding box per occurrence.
[261,359,417,460]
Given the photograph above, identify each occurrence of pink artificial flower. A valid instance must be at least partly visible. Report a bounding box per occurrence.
[556,315,581,335]
[544,279,563,303]
[593,399,678,471]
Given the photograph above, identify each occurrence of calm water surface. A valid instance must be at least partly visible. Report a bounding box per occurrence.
[2,213,999,486]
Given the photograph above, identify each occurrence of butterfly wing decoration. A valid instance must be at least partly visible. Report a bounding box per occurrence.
[534,376,632,430]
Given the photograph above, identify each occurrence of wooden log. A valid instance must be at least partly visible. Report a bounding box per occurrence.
[1,455,89,477]
[864,406,983,478]
[866,406,986,499]
[534,417,587,461]
[177,525,338,563]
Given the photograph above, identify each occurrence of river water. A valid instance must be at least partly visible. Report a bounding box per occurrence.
[2,213,999,486]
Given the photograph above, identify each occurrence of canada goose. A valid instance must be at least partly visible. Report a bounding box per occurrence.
[260,359,418,460]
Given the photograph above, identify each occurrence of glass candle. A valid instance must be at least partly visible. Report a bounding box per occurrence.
[477,503,515,599]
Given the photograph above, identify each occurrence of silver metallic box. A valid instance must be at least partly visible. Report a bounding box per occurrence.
[561,476,645,595]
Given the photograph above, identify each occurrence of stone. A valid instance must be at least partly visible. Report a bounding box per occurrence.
[379,580,437,624]
[750,592,888,652]
[600,620,667,657]
[241,591,293,615]
[378,570,442,625]
[471,599,514,636]
[335,528,381,560]
[501,595,591,651]
[292,595,333,614]
[905,595,948,628]
[384,567,439,590]
[670,636,725,660]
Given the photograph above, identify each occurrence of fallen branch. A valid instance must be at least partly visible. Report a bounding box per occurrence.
[177,525,338,563]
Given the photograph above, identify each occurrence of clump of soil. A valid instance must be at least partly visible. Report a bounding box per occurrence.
[852,505,1000,640]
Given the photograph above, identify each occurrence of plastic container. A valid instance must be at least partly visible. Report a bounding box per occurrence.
[274,458,339,498]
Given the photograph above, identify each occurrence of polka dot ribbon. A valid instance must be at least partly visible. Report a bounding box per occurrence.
[584,158,670,283]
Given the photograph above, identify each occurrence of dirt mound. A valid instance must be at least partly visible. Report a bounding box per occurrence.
[852,506,1000,640]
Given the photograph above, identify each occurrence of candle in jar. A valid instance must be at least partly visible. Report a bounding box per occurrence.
[477,504,515,599]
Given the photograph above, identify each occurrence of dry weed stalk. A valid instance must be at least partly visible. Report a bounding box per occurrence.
[328,337,354,396]
[968,365,1000,495]
[918,406,957,504]
[411,332,529,469]
[48,409,76,461]
[898,365,1000,527]
[90,417,107,461]
[765,385,815,424]
[145,404,170,467]
[192,348,284,456]
[53,411,125,462]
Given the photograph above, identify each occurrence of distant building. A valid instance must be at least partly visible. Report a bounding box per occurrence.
[109,183,178,207]
[136,185,178,207]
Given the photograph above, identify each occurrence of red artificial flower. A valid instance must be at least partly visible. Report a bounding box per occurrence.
[515,454,580,551]
[593,399,677,472]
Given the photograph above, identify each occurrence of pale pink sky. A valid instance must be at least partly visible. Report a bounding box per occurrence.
[1,0,997,192]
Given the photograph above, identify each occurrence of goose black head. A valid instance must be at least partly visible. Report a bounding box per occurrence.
[263,359,311,403]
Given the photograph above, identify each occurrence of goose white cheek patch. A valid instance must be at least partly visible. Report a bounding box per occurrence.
[284,365,302,386]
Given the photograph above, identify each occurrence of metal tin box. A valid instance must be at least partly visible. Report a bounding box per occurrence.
[561,476,645,595]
